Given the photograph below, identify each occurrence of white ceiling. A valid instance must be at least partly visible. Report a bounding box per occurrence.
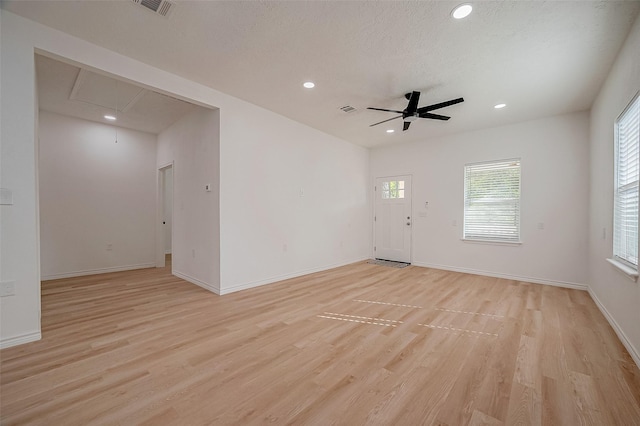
[6,1,640,147]
[36,54,203,134]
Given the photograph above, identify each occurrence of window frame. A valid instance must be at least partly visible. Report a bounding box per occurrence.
[462,158,522,245]
[611,92,640,276]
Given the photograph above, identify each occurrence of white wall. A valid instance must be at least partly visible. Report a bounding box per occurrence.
[38,111,157,279]
[588,14,640,366]
[157,107,220,293]
[220,108,370,294]
[1,10,43,347]
[371,112,590,288]
[0,10,371,346]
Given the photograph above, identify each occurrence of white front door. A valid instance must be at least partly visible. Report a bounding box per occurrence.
[375,175,412,263]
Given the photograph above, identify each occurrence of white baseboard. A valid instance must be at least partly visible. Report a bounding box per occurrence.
[0,331,41,349]
[587,288,640,369]
[412,261,588,290]
[220,257,369,295]
[42,263,156,280]
[173,270,220,295]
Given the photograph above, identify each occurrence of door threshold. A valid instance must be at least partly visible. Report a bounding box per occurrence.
[368,259,410,268]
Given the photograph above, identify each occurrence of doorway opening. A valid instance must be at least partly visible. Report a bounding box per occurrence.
[157,164,173,268]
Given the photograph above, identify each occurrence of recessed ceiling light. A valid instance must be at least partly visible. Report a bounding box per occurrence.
[104,115,117,120]
[494,103,507,109]
[452,4,472,19]
[386,129,395,133]
[303,82,315,89]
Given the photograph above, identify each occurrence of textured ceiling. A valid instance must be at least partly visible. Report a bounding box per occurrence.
[6,1,640,147]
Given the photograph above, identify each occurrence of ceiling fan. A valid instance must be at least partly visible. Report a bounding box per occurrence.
[368,91,464,131]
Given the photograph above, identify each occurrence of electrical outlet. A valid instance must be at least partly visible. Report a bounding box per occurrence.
[0,281,16,297]
[106,243,113,251]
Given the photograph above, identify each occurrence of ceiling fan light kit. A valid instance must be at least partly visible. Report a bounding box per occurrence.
[368,91,464,132]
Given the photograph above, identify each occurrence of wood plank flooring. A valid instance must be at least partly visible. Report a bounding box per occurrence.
[1,261,640,425]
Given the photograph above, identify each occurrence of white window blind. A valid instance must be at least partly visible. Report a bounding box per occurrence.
[464,159,521,242]
[614,94,640,268]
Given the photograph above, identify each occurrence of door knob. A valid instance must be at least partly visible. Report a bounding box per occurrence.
[406,222,411,226]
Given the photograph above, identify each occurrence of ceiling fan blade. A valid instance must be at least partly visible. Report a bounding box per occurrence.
[367,107,404,114]
[370,115,402,127]
[419,112,450,121]
[403,121,411,131]
[406,91,421,114]
[417,97,464,113]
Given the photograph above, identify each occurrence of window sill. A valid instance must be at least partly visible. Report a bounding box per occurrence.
[461,238,522,246]
[606,258,639,282]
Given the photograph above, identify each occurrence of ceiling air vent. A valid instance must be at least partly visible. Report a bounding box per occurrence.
[131,0,175,17]
[339,105,357,113]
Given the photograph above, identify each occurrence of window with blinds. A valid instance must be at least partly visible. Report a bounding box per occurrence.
[464,159,521,243]
[614,94,640,268]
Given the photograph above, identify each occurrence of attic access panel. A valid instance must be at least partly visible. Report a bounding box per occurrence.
[69,69,145,112]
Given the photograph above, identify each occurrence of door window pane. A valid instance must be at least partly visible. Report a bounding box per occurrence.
[381,180,406,199]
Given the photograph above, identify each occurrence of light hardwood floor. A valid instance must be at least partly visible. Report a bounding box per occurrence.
[1,262,639,425]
